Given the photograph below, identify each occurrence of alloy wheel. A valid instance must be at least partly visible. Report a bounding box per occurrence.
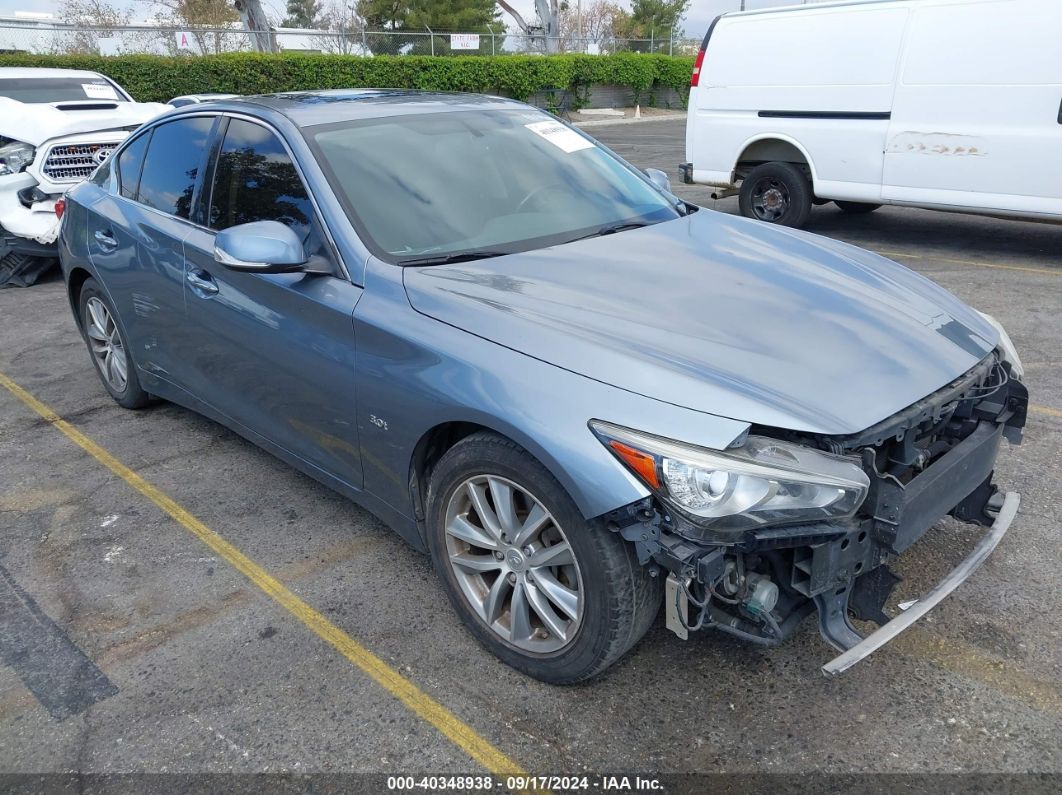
[443,474,584,654]
[85,297,128,392]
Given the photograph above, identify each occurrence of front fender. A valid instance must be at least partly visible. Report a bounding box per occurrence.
[354,258,751,521]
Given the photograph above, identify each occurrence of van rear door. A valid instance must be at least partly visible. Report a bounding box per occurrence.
[883,0,1062,217]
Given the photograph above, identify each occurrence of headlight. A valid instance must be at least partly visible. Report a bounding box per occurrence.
[591,421,870,539]
[0,141,35,175]
[977,312,1023,381]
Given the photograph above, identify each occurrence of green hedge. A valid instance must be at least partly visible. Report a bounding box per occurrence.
[0,52,694,108]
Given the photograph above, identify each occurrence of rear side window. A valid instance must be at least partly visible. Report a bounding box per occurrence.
[137,117,214,219]
[208,118,313,236]
[116,132,150,200]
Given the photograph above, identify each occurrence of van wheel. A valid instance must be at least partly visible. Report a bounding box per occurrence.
[739,162,812,227]
[835,201,881,214]
[426,432,662,683]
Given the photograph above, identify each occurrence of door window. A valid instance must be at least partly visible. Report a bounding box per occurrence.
[208,119,315,238]
[136,116,214,219]
[116,131,150,200]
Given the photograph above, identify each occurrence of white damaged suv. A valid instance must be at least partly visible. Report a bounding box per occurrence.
[0,67,167,286]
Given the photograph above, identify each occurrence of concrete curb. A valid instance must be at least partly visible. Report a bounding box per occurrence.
[573,113,687,128]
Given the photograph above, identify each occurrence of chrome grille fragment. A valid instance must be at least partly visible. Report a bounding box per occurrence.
[42,142,116,182]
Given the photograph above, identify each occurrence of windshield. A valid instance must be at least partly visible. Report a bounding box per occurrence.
[308,109,680,263]
[0,77,127,104]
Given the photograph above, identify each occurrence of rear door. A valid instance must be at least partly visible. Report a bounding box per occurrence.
[883,0,1062,215]
[181,115,364,488]
[85,115,216,381]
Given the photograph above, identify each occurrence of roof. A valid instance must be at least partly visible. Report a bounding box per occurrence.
[726,0,913,18]
[226,89,528,127]
[0,67,105,79]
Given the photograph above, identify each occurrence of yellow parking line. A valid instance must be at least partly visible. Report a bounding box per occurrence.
[891,628,1062,715]
[0,370,531,782]
[1031,404,1062,419]
[875,249,1061,277]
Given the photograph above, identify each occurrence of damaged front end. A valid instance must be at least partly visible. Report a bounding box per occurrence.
[593,349,1027,674]
[0,93,167,286]
[0,131,127,286]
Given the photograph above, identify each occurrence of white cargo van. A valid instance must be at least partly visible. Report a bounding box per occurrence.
[682,0,1062,228]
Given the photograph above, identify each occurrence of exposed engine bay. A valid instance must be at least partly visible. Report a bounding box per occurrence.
[602,350,1028,671]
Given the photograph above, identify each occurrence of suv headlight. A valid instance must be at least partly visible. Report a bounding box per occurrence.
[977,312,1023,381]
[0,141,35,175]
[591,421,870,539]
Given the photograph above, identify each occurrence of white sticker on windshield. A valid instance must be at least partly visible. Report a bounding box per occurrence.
[525,120,595,154]
[82,83,119,100]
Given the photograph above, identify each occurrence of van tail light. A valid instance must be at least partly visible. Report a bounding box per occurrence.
[690,47,706,87]
[54,197,65,220]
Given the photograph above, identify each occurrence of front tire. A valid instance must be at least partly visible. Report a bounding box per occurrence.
[426,432,661,683]
[738,161,813,228]
[78,278,150,409]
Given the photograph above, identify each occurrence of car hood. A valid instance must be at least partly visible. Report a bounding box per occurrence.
[0,97,169,146]
[403,211,997,436]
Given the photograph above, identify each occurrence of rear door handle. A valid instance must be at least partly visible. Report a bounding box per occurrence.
[93,229,117,251]
[186,268,219,297]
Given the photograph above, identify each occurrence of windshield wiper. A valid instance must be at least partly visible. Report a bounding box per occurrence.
[567,220,655,244]
[398,250,509,267]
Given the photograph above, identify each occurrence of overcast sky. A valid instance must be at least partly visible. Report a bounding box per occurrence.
[0,1,820,35]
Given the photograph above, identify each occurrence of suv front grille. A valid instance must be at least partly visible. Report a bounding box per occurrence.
[41,142,117,182]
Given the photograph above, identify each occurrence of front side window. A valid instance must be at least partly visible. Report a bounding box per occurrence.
[115,131,150,199]
[136,117,214,219]
[208,118,314,237]
[308,109,680,262]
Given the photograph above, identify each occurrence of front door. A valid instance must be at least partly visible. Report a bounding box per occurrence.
[180,117,364,488]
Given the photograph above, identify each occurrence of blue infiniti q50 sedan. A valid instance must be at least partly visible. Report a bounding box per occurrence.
[59,90,1028,682]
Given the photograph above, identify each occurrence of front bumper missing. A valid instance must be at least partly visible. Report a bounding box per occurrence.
[821,491,1019,676]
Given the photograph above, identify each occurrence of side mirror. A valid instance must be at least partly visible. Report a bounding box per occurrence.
[214,220,307,273]
[644,168,672,193]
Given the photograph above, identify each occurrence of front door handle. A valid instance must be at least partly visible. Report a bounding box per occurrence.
[93,229,117,251]
[186,269,219,297]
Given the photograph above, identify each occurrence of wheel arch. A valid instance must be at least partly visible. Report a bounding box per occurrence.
[66,265,95,330]
[406,416,627,547]
[734,134,818,188]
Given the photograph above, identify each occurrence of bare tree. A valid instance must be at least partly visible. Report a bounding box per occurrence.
[54,0,132,54]
[497,0,560,53]
[139,0,244,54]
[559,0,624,52]
[312,1,367,54]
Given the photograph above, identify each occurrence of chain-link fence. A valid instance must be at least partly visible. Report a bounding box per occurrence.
[0,24,701,58]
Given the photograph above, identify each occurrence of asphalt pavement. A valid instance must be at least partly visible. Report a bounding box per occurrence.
[1,117,1060,790]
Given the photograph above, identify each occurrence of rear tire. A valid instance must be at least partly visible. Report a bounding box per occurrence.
[738,161,813,228]
[834,200,881,214]
[426,432,661,684]
[78,278,151,409]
